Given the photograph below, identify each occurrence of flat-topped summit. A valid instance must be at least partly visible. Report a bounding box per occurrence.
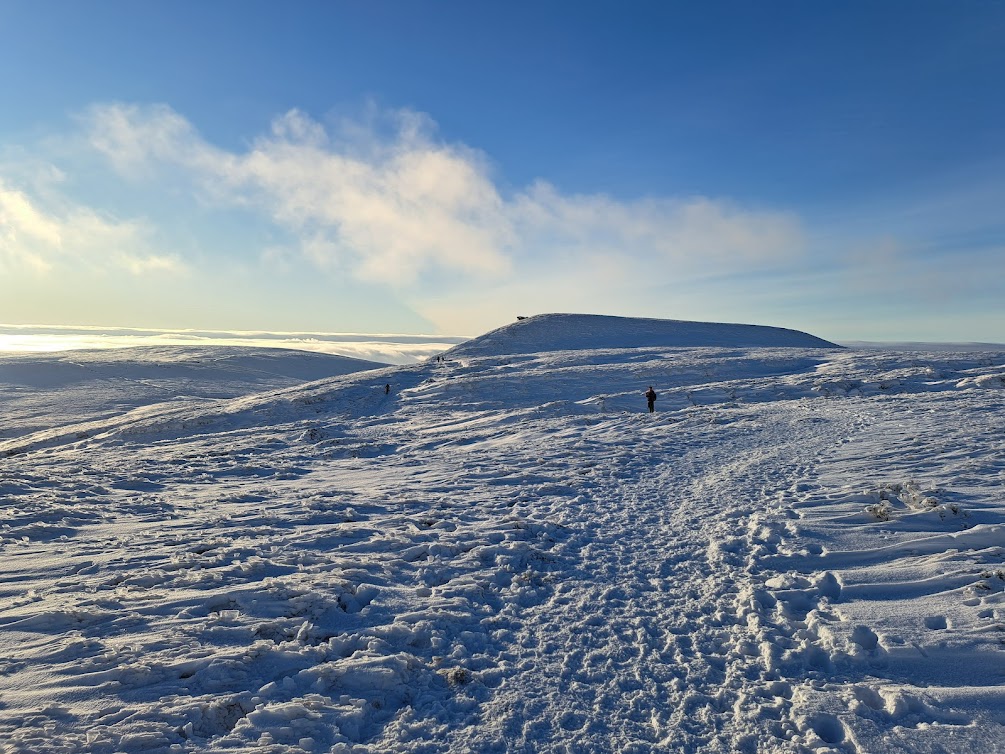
[450,313,840,357]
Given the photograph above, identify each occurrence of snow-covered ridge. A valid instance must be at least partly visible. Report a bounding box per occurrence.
[0,346,386,444]
[449,313,840,357]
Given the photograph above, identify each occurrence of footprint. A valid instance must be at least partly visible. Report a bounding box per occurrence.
[924,615,948,630]
[813,571,842,601]
[766,680,792,699]
[809,713,845,745]
[851,624,879,651]
[559,711,587,731]
[852,685,885,711]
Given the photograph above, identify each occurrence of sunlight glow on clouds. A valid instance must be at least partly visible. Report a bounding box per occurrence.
[0,183,59,272]
[0,178,183,276]
[81,103,805,291]
[85,104,516,285]
[0,323,464,364]
[0,101,819,335]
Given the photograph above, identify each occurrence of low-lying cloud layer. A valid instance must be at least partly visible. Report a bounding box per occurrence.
[0,323,465,364]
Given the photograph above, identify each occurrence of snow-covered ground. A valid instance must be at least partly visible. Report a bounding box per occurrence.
[0,347,387,442]
[1,314,1004,753]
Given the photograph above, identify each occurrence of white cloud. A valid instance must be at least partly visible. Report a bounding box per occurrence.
[85,104,515,285]
[0,184,60,272]
[0,177,184,276]
[513,181,803,270]
[82,103,805,290]
[85,103,205,178]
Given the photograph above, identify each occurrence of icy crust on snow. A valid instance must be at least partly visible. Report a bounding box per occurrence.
[449,313,840,357]
[1,333,1005,753]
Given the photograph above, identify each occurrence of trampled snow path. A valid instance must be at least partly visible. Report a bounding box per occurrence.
[2,331,1005,753]
[444,406,836,752]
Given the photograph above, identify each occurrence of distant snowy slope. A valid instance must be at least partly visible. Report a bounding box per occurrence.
[842,340,1005,352]
[450,313,840,358]
[0,346,385,440]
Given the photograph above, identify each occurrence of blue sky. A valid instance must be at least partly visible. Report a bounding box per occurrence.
[1,1,1003,341]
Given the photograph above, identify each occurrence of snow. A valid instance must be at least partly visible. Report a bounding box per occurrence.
[0,346,387,441]
[1,314,1004,753]
[452,313,839,357]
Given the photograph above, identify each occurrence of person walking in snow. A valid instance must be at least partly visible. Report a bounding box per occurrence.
[385,383,391,395]
[645,386,657,413]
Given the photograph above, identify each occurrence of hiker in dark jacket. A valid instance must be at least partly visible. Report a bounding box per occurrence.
[645,386,657,413]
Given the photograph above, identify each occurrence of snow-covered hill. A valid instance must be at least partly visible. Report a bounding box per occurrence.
[0,346,386,441]
[449,313,840,357]
[1,318,1004,754]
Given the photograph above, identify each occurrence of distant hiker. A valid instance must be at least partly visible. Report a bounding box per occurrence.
[645,386,657,413]
[385,383,391,395]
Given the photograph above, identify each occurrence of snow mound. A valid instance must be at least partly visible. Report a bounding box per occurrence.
[450,313,840,357]
[0,345,386,389]
[0,346,386,443]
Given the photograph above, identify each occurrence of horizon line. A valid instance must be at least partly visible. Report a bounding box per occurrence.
[0,322,475,341]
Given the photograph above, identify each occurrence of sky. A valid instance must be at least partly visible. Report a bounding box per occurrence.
[1,0,1003,343]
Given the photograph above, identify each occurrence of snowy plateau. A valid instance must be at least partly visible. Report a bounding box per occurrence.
[1,313,1004,754]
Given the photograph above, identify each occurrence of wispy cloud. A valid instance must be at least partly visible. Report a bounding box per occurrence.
[82,103,805,294]
[0,177,184,276]
[0,182,60,272]
[513,181,803,270]
[85,104,516,285]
